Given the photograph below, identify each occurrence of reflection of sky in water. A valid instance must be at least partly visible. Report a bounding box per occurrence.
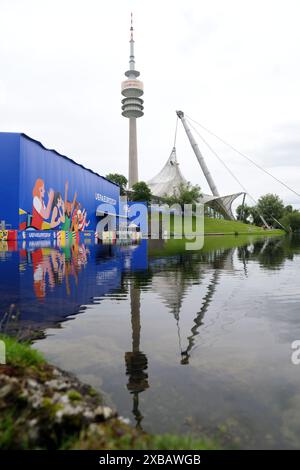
[1,236,300,448]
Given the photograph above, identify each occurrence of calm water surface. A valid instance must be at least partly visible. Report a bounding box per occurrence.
[1,235,300,449]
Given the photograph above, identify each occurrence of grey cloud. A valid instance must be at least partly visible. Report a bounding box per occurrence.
[261,140,300,167]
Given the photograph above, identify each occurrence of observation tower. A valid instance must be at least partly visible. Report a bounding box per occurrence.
[121,14,144,188]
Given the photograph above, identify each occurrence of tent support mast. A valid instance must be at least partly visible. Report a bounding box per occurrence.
[176,110,220,197]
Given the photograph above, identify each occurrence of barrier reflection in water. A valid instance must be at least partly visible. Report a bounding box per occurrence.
[0,239,148,338]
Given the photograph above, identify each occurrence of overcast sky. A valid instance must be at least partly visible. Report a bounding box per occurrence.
[0,0,299,208]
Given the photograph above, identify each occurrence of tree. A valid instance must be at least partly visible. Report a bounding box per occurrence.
[248,206,262,226]
[130,181,152,202]
[280,211,300,232]
[164,182,202,209]
[284,205,293,214]
[236,204,251,223]
[106,173,128,195]
[256,193,285,226]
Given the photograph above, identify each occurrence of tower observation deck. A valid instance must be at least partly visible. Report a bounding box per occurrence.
[121,14,144,188]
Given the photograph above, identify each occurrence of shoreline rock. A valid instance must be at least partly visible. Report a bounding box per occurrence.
[0,361,120,449]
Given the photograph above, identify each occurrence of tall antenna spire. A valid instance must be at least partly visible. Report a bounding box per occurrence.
[128,12,137,75]
[130,12,134,40]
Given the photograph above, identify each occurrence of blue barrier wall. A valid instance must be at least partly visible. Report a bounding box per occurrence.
[19,135,120,232]
[0,133,20,229]
[0,132,120,232]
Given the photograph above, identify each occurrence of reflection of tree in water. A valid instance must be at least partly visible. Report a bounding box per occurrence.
[287,234,300,253]
[237,236,298,270]
[0,302,46,341]
[124,281,149,430]
[0,303,21,336]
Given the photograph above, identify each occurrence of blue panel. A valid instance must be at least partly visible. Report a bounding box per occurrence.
[18,135,120,232]
[129,239,148,270]
[0,250,20,315]
[0,133,20,229]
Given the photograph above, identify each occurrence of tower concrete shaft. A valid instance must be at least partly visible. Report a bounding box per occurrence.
[129,117,138,188]
[121,13,144,189]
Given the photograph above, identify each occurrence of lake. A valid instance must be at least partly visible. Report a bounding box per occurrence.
[1,234,300,449]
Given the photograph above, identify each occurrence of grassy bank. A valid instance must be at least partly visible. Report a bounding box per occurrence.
[150,212,284,236]
[203,216,283,235]
[0,335,218,450]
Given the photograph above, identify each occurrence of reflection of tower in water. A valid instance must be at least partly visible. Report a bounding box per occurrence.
[125,281,149,429]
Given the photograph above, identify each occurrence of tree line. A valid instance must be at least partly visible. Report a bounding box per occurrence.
[236,194,300,232]
[106,173,300,232]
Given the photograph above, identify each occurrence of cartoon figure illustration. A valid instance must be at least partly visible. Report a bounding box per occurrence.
[20,179,89,232]
[78,209,90,231]
[70,202,89,232]
[71,202,80,232]
[31,179,54,230]
[61,181,77,232]
[71,204,90,232]
[50,192,65,229]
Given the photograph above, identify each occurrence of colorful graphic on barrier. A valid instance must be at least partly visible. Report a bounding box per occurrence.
[19,180,90,232]
[0,230,8,241]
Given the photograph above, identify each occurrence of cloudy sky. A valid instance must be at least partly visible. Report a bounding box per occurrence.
[0,0,299,208]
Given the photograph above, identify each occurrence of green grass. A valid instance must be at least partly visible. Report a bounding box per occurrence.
[0,335,45,368]
[68,390,83,402]
[0,411,16,449]
[150,212,284,236]
[140,433,219,450]
[203,216,283,235]
[73,418,219,450]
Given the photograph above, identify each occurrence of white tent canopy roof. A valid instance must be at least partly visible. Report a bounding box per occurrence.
[147,147,244,220]
[147,147,187,198]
